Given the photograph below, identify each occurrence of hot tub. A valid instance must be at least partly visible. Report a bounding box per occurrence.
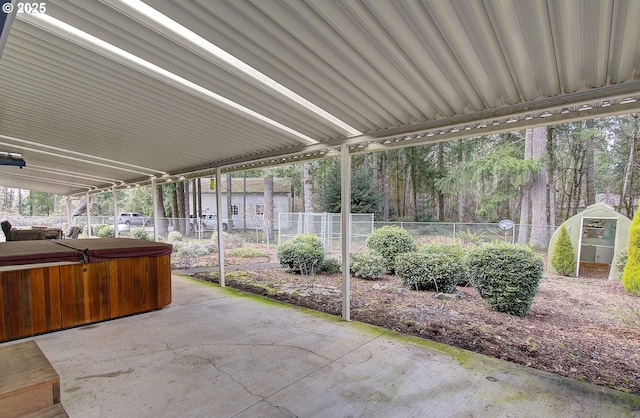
[0,238,172,342]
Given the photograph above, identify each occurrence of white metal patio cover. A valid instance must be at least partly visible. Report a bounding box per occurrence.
[1,0,640,319]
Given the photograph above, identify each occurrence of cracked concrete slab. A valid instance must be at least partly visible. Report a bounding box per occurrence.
[4,275,639,418]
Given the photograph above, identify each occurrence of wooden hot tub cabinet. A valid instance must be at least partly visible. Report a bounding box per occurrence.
[0,239,172,342]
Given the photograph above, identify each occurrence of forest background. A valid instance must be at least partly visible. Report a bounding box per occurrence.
[2,114,639,249]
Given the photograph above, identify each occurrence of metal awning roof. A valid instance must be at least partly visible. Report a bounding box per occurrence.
[1,0,639,196]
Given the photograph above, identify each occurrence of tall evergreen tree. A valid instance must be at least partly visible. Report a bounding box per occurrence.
[317,159,380,215]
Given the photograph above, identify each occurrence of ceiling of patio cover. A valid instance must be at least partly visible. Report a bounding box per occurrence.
[0,0,639,195]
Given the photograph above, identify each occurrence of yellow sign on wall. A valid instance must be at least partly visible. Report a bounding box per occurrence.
[210,179,215,190]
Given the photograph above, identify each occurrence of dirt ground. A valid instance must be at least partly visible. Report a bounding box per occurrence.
[180,245,640,395]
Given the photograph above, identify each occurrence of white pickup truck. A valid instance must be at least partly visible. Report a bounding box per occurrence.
[196,214,232,231]
[107,212,152,226]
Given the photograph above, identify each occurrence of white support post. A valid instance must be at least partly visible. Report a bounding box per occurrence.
[151,178,158,241]
[112,186,118,238]
[215,168,225,287]
[341,144,351,321]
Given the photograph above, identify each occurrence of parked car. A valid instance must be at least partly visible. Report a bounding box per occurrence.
[107,213,152,226]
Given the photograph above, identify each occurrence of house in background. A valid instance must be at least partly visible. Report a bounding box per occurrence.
[189,178,293,230]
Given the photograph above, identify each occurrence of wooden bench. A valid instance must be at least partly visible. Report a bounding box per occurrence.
[0,341,68,417]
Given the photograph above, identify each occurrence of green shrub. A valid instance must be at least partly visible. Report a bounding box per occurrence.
[395,251,458,293]
[350,250,386,280]
[131,227,152,241]
[456,229,488,246]
[365,226,414,272]
[319,257,341,274]
[277,233,324,274]
[227,247,267,258]
[622,204,640,295]
[168,231,183,242]
[615,249,628,274]
[170,241,181,253]
[467,243,543,316]
[95,224,115,238]
[176,241,210,258]
[550,224,576,276]
[418,243,469,286]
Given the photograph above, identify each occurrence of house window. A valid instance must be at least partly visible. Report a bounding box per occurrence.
[255,204,265,216]
[231,205,239,215]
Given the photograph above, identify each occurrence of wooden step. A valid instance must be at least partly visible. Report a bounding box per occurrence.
[0,341,61,418]
[18,404,68,418]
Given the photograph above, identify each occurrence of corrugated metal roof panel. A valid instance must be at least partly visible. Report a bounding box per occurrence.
[0,0,638,195]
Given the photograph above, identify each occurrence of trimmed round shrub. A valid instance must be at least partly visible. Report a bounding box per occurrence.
[131,227,152,241]
[176,241,210,258]
[350,250,386,280]
[277,233,324,274]
[168,231,183,242]
[319,257,342,275]
[418,242,469,286]
[550,224,576,276]
[395,252,458,293]
[365,226,414,272]
[622,204,640,295]
[95,224,115,238]
[467,243,543,316]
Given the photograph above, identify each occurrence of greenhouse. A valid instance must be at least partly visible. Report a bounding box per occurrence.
[547,203,631,279]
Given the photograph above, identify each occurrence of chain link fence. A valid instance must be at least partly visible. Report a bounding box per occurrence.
[278,213,374,254]
[1,214,556,251]
[374,221,555,250]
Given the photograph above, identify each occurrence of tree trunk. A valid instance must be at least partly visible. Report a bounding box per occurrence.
[547,127,556,229]
[264,175,274,243]
[410,149,417,220]
[243,173,247,230]
[395,151,401,218]
[531,126,549,249]
[437,143,445,221]
[156,183,169,237]
[383,151,389,220]
[457,140,465,222]
[178,181,188,235]
[372,152,379,192]
[171,185,179,232]
[303,162,314,213]
[197,179,203,218]
[621,114,639,217]
[585,120,596,206]
[518,128,533,244]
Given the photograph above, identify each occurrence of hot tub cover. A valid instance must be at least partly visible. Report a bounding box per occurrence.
[53,238,173,263]
[0,240,83,266]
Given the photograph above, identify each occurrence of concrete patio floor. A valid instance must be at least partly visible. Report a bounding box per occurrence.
[6,275,640,418]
